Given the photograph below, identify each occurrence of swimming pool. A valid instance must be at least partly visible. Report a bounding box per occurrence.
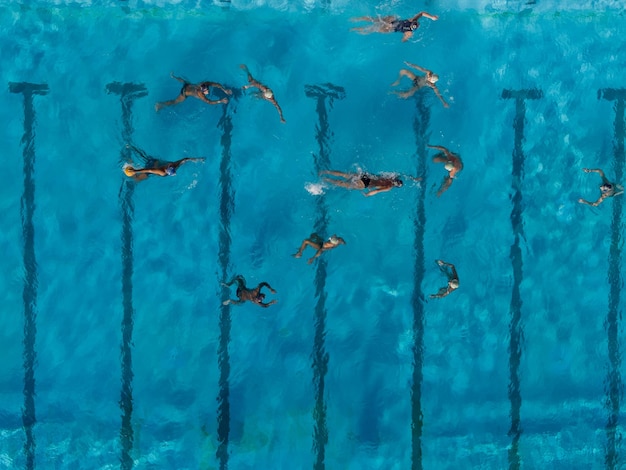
[1,1,626,468]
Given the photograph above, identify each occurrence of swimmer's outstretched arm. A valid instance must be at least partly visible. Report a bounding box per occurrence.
[271,98,286,123]
[430,84,449,108]
[364,186,393,197]
[259,299,278,308]
[428,144,451,156]
[578,196,605,207]
[436,259,454,268]
[405,62,429,74]
[171,157,205,169]
[198,94,228,105]
[131,167,168,177]
[449,264,459,281]
[411,12,438,21]
[582,168,606,178]
[204,81,233,95]
[240,64,259,89]
[170,72,187,84]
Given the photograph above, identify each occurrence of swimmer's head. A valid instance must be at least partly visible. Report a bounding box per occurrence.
[393,177,403,187]
[257,293,266,302]
[410,21,418,31]
[428,73,439,84]
[165,165,176,176]
[450,279,459,289]
[200,84,209,94]
[601,183,613,193]
[444,162,455,171]
[263,90,274,99]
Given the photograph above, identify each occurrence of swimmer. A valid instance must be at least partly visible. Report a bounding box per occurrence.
[430,260,459,299]
[293,233,346,264]
[222,275,277,308]
[429,144,463,196]
[155,72,232,112]
[240,64,286,123]
[578,168,624,207]
[122,144,204,180]
[320,170,403,197]
[390,62,449,107]
[350,12,438,42]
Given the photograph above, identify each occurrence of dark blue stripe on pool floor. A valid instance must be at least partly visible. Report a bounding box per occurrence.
[411,91,429,470]
[502,88,542,470]
[599,88,625,470]
[10,81,48,470]
[106,82,147,470]
[305,83,345,470]
[217,104,235,470]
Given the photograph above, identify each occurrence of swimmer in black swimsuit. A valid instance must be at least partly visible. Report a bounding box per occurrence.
[350,11,438,42]
[155,72,232,112]
[122,143,205,180]
[222,275,277,308]
[320,170,403,197]
[240,64,286,123]
[391,62,449,108]
[578,167,624,207]
[293,233,346,264]
[430,260,459,299]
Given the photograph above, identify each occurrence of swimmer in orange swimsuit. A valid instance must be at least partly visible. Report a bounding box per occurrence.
[222,275,277,308]
[391,62,449,108]
[350,12,438,42]
[240,64,286,123]
[293,233,346,264]
[155,72,232,112]
[578,168,624,207]
[429,144,463,196]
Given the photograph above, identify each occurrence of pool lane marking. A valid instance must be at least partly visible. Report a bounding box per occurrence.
[10,81,48,470]
[501,88,542,470]
[598,88,626,470]
[410,91,429,470]
[216,100,236,470]
[304,83,345,470]
[106,81,147,470]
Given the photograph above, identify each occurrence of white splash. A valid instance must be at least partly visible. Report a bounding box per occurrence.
[305,182,325,196]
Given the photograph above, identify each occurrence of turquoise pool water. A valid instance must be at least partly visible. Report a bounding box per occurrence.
[1,1,626,469]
